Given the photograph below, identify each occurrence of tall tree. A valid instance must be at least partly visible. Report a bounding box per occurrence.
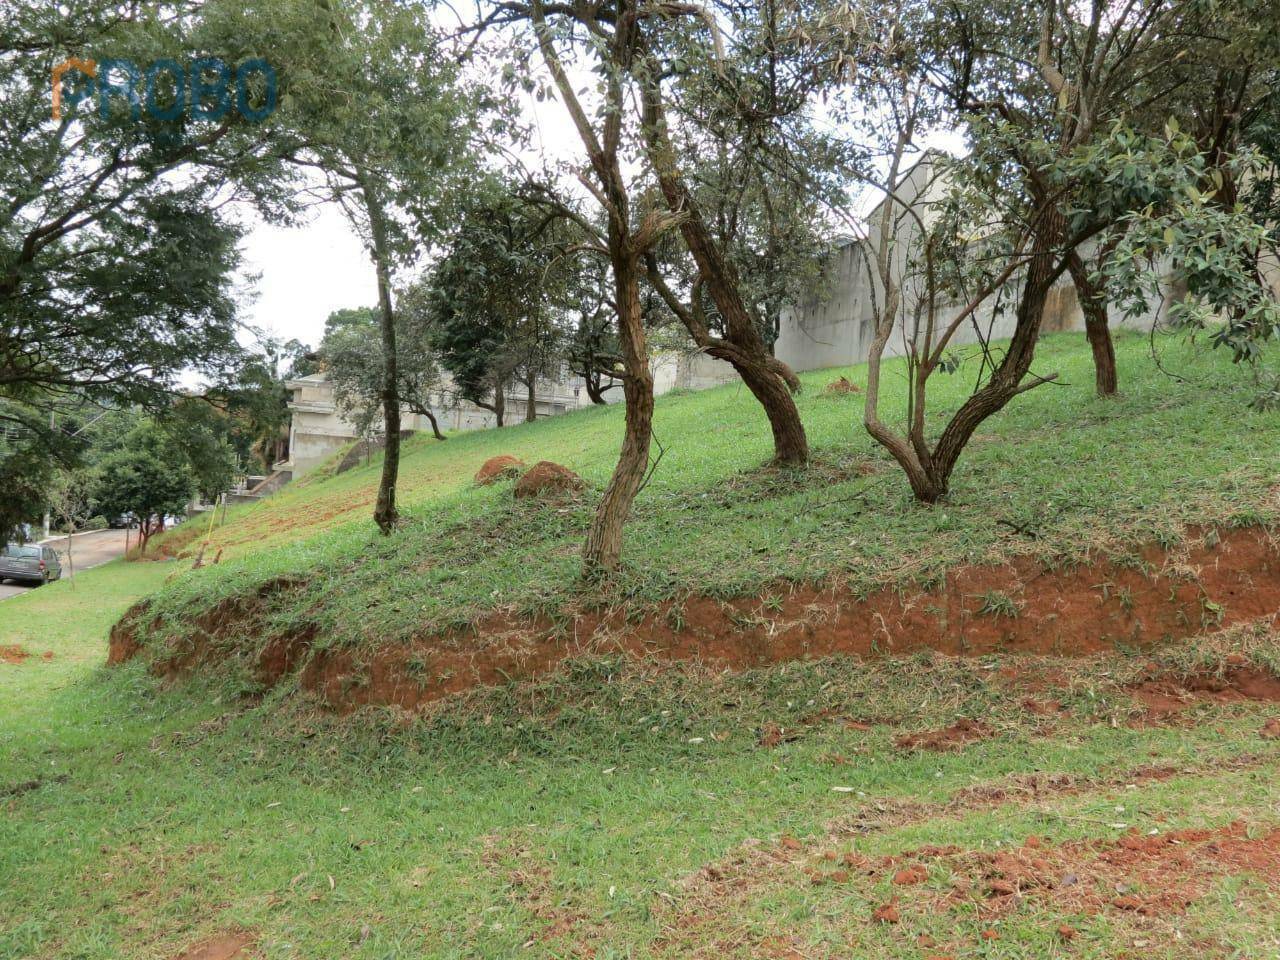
[812,0,1275,501]
[474,0,687,573]
[423,186,572,426]
[272,0,478,533]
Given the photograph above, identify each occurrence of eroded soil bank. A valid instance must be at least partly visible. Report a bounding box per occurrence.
[109,525,1280,711]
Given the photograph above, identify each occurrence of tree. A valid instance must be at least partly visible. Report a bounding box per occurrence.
[93,422,196,554]
[810,0,1271,501]
[625,4,815,464]
[321,304,449,440]
[47,469,95,583]
[561,257,622,405]
[474,0,688,574]
[423,187,573,426]
[0,0,292,486]
[270,0,478,534]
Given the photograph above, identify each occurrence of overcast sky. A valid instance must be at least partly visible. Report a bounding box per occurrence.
[231,66,960,355]
[234,78,592,353]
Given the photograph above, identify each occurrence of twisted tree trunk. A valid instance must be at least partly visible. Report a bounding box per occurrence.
[926,210,1067,498]
[582,248,653,575]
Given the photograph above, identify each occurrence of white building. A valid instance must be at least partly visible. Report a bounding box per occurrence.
[276,350,740,478]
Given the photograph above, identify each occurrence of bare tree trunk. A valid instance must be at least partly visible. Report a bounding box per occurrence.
[493,381,505,427]
[362,182,400,535]
[638,81,808,466]
[927,214,1065,496]
[525,378,537,421]
[582,251,653,576]
[1066,251,1118,396]
[420,408,446,441]
[584,375,608,405]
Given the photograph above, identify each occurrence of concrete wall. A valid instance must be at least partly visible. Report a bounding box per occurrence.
[281,372,607,476]
[652,351,739,394]
[775,156,1177,374]
[776,238,1185,375]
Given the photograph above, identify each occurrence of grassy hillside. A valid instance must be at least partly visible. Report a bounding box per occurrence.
[135,330,1280,657]
[4,330,1280,959]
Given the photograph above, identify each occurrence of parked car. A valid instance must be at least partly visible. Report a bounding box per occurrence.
[0,543,62,586]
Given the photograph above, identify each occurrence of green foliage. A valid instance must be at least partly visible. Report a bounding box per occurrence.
[422,186,573,413]
[93,422,196,531]
[321,303,445,436]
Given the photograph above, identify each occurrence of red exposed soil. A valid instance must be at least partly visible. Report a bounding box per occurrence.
[665,817,1280,955]
[0,644,29,664]
[931,821,1280,921]
[895,718,994,752]
[474,454,526,485]
[1127,665,1280,716]
[172,933,255,960]
[513,461,585,500]
[109,525,1280,711]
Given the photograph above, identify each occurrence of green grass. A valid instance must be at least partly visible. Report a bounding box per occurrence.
[4,332,1280,959]
[135,330,1280,659]
[3,564,1280,958]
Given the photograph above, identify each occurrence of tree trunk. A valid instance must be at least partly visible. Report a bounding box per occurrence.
[525,378,537,421]
[927,209,1065,496]
[584,375,608,405]
[1066,252,1118,396]
[493,381,505,427]
[582,250,653,576]
[422,408,446,441]
[638,81,808,466]
[363,183,399,535]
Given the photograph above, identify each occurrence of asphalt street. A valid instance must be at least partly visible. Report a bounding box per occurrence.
[0,529,131,602]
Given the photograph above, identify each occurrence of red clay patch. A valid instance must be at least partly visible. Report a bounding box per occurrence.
[0,644,29,664]
[474,455,525,485]
[172,932,255,960]
[110,525,1280,711]
[1127,665,1280,717]
[823,376,861,395]
[872,901,901,923]
[895,718,994,752]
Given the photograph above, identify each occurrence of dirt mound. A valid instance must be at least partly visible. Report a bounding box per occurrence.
[823,376,860,395]
[109,524,1280,713]
[172,933,255,960]
[475,455,526,485]
[0,644,30,664]
[895,718,994,752]
[513,461,585,500]
[108,577,308,680]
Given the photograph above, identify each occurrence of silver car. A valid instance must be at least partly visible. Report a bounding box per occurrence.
[0,544,62,586]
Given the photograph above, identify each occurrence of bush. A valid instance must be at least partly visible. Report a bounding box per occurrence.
[83,516,109,531]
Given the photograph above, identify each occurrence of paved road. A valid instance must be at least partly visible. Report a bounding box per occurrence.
[0,529,131,602]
